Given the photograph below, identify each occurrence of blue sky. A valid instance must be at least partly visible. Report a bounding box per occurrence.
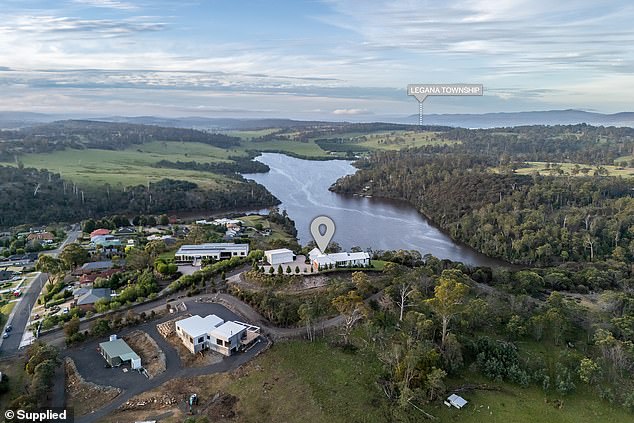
[1,0,633,119]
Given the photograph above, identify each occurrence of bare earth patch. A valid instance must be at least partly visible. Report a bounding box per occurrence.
[165,332,224,368]
[123,330,166,378]
[105,373,239,423]
[64,357,122,417]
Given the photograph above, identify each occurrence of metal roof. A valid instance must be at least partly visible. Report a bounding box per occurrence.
[99,338,140,361]
[211,321,247,340]
[176,314,224,338]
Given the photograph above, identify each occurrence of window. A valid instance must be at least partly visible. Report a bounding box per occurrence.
[198,336,204,344]
[216,339,223,345]
[240,252,245,255]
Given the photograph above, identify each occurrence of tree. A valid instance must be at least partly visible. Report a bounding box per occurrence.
[83,219,96,234]
[144,240,167,260]
[352,271,372,297]
[159,214,170,225]
[286,265,292,274]
[35,255,65,287]
[59,243,89,269]
[387,278,419,322]
[425,269,470,349]
[126,248,151,270]
[578,357,601,384]
[277,264,283,275]
[332,290,369,344]
[298,303,316,342]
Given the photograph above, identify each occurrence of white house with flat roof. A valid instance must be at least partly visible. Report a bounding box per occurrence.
[175,314,259,356]
[264,248,295,266]
[175,243,249,264]
[309,248,370,271]
[175,315,223,354]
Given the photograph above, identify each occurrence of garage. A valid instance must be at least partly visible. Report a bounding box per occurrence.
[264,248,295,266]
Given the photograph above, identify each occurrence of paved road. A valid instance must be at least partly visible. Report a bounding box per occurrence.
[0,225,81,356]
[0,272,46,355]
[71,302,269,423]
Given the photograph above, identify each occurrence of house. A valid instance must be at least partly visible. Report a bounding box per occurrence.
[76,288,112,309]
[175,243,249,264]
[99,335,141,369]
[0,270,15,282]
[175,314,224,353]
[26,232,54,242]
[90,228,111,238]
[264,248,295,266]
[309,248,370,271]
[114,227,136,236]
[175,314,259,356]
[213,218,242,227]
[91,235,122,246]
[79,269,120,284]
[73,260,114,275]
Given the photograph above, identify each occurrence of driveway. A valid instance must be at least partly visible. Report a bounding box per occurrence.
[64,302,268,423]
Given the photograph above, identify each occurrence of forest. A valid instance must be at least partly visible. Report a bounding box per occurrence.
[0,165,278,227]
[0,120,241,160]
[332,124,634,266]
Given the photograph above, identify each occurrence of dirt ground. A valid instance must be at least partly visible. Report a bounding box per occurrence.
[165,332,223,368]
[123,330,166,378]
[65,357,122,417]
[104,373,239,423]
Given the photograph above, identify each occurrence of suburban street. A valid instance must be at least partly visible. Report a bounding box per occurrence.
[0,224,81,356]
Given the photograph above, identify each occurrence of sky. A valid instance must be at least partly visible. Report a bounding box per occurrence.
[0,0,633,120]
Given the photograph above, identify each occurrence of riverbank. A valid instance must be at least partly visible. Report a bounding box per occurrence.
[243,153,506,268]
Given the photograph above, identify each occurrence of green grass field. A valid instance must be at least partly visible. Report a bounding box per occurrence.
[1,141,238,188]
[508,162,634,178]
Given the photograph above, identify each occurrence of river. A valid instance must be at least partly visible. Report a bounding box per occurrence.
[243,153,501,267]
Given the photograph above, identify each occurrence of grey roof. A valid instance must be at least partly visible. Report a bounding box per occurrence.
[99,338,140,361]
[80,261,114,271]
[77,288,112,305]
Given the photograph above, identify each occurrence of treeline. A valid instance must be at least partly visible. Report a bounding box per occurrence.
[153,156,270,176]
[333,150,634,265]
[0,120,241,160]
[0,165,279,227]
[418,124,634,167]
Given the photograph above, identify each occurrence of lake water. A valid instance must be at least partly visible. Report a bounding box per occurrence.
[243,153,501,267]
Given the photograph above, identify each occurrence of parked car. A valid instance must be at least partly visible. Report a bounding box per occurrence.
[62,307,69,314]
[33,314,40,320]
[2,332,9,339]
[5,325,12,332]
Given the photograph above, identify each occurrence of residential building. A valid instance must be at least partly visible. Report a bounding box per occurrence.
[174,243,249,264]
[75,288,112,309]
[79,269,120,284]
[175,314,224,354]
[99,335,141,369]
[26,232,54,242]
[264,248,295,266]
[309,248,370,271]
[74,260,114,275]
[90,228,111,238]
[175,314,259,356]
[114,227,136,236]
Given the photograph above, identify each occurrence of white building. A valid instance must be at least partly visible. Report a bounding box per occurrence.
[175,243,249,264]
[264,248,295,266]
[309,248,370,271]
[175,314,258,356]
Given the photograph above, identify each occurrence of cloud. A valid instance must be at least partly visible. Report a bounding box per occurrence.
[0,15,165,37]
[333,108,372,115]
[73,0,138,10]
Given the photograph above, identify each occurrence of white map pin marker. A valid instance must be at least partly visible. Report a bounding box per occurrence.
[310,215,336,253]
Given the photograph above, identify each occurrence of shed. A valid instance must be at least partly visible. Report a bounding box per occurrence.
[99,337,141,369]
[264,248,295,266]
[447,394,468,409]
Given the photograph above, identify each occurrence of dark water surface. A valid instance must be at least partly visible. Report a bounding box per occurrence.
[243,153,501,267]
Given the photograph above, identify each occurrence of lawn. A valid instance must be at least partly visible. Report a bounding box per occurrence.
[2,141,236,188]
[225,129,281,140]
[352,130,458,150]
[0,302,16,330]
[431,378,631,423]
[241,138,334,158]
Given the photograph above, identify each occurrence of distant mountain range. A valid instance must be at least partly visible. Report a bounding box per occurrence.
[403,109,634,128]
[1,109,633,130]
